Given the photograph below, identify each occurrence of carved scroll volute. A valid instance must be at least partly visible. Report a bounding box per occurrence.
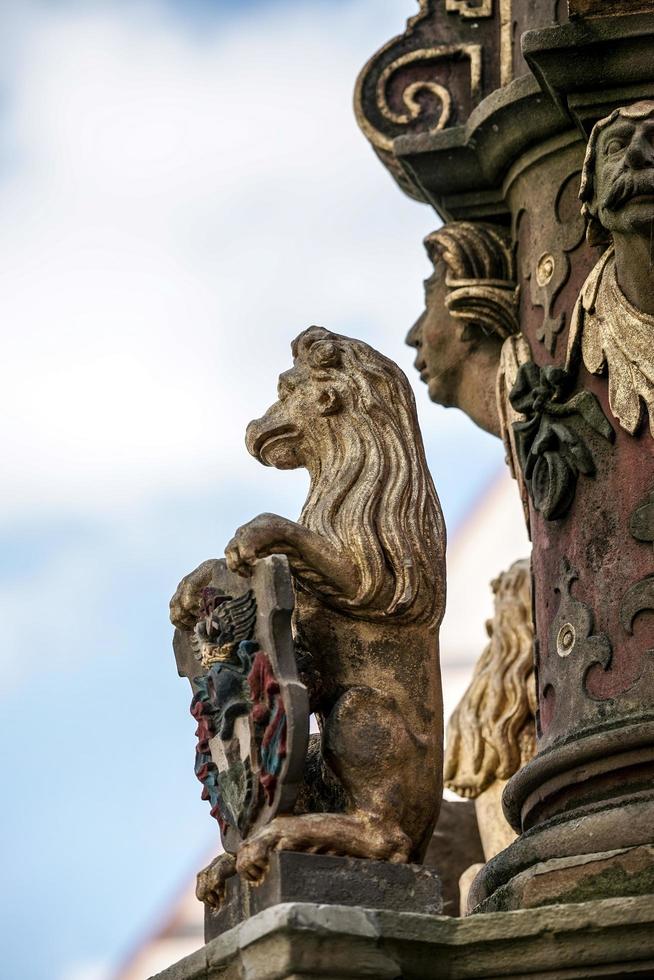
[354,2,568,205]
[354,2,496,202]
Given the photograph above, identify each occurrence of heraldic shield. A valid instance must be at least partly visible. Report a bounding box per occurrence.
[173,555,309,854]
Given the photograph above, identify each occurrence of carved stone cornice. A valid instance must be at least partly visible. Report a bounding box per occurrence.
[354,0,564,210]
[524,12,654,135]
[356,7,654,223]
[395,76,567,220]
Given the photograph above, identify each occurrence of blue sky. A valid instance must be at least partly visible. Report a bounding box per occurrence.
[0,2,503,977]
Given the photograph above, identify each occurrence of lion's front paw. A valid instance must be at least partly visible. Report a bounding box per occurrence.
[235,828,279,884]
[196,852,237,909]
[225,514,289,577]
[170,558,221,630]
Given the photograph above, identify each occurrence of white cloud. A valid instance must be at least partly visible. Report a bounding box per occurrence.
[0,0,442,521]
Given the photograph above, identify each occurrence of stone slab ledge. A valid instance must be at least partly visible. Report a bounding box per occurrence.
[150,894,654,979]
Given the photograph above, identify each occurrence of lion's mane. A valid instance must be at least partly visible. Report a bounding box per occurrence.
[444,559,536,797]
[292,326,445,626]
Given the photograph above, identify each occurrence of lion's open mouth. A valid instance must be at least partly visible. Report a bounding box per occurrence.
[251,425,300,460]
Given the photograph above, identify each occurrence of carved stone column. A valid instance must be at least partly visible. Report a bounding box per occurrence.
[357,2,654,912]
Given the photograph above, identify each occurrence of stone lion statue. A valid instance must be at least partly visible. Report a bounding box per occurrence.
[171,326,446,896]
[444,559,536,865]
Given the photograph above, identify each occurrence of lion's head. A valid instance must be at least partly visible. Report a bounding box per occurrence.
[246,326,445,625]
[444,559,536,798]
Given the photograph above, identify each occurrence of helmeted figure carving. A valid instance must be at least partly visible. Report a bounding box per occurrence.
[172,326,446,893]
[406,221,519,436]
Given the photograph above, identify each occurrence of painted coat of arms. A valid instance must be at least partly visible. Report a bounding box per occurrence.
[172,555,309,854]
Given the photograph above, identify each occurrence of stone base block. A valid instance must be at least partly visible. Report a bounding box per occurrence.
[151,894,654,979]
[468,795,654,912]
[472,844,654,913]
[205,851,442,941]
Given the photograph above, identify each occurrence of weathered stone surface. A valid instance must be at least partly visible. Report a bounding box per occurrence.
[469,793,654,911]
[424,799,484,916]
[569,0,654,18]
[474,845,654,913]
[523,14,654,134]
[151,895,654,979]
[205,851,442,942]
[354,1,569,209]
[405,223,518,436]
[473,96,654,913]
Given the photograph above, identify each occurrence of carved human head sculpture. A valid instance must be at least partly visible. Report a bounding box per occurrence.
[580,100,654,246]
[405,222,518,435]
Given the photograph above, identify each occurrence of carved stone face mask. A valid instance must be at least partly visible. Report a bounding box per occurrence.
[592,116,654,236]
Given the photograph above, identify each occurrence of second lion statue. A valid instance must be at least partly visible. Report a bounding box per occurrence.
[171,325,446,893]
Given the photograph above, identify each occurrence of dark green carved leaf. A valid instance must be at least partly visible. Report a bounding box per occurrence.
[531,452,575,520]
[510,361,614,522]
[563,390,616,441]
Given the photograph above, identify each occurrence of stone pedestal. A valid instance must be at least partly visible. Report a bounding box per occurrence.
[151,895,654,980]
[204,852,442,942]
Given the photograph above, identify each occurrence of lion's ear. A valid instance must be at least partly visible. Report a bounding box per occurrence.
[317,386,342,416]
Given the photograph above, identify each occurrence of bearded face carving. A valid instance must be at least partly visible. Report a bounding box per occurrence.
[580,102,654,246]
[567,101,654,438]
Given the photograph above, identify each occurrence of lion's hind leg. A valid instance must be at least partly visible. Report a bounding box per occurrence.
[236,685,434,884]
[236,812,411,883]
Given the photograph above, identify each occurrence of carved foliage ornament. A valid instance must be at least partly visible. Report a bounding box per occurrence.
[567,248,654,438]
[567,102,654,436]
[624,491,654,647]
[540,560,612,739]
[524,169,586,356]
[510,362,614,521]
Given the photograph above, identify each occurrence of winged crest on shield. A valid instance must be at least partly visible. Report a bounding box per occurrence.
[173,555,309,853]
